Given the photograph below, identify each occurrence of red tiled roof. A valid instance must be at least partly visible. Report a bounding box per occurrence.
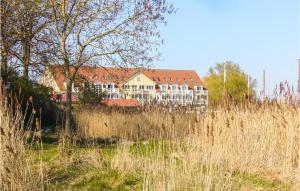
[142,69,204,88]
[49,66,137,91]
[48,65,205,91]
[102,99,140,107]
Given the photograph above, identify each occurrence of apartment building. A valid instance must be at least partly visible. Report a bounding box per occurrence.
[39,66,208,106]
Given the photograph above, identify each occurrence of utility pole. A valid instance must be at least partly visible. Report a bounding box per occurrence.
[247,73,250,100]
[298,59,300,101]
[223,63,227,95]
[262,70,266,102]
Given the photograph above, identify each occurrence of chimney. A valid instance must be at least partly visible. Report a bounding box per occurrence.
[298,59,300,100]
[262,70,266,101]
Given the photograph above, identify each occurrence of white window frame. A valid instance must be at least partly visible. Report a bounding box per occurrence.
[146,85,154,90]
[124,84,130,90]
[171,84,178,91]
[161,84,168,91]
[182,85,188,91]
[197,86,203,91]
[132,85,137,90]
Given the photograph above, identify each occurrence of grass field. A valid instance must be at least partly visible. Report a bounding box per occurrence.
[29,140,290,191]
[1,102,299,190]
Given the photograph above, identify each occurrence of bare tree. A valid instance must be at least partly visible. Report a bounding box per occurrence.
[47,0,174,136]
[0,0,17,109]
[7,0,51,80]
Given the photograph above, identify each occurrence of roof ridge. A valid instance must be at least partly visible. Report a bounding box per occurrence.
[49,65,197,72]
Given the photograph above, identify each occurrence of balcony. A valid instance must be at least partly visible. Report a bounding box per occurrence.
[160,90,193,95]
[103,88,120,94]
[131,89,154,94]
[194,90,208,95]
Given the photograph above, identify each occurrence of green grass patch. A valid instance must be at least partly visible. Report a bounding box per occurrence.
[47,166,142,191]
[232,171,290,191]
[129,139,186,158]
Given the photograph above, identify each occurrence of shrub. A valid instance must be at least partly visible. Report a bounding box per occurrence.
[78,82,106,105]
[10,77,58,128]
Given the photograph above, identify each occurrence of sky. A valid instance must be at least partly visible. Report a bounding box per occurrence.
[155,0,300,96]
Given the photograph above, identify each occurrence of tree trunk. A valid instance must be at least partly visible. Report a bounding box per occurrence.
[0,0,11,111]
[0,43,8,111]
[21,39,31,80]
[65,76,73,137]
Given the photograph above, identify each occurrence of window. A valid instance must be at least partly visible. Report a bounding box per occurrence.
[107,83,114,89]
[124,84,129,90]
[139,85,144,90]
[132,85,137,90]
[197,86,203,91]
[146,85,154,90]
[182,85,188,91]
[102,84,106,89]
[136,76,140,81]
[172,85,177,91]
[161,84,168,91]
[95,83,101,92]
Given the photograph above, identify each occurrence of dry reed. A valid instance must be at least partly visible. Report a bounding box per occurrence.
[75,103,300,190]
[0,104,44,191]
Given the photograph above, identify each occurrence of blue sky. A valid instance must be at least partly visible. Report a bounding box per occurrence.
[156,0,300,95]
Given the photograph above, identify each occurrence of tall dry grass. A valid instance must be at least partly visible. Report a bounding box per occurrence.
[75,103,300,189]
[75,108,198,141]
[0,104,44,191]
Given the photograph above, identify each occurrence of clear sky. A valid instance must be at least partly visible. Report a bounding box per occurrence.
[156,0,300,96]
